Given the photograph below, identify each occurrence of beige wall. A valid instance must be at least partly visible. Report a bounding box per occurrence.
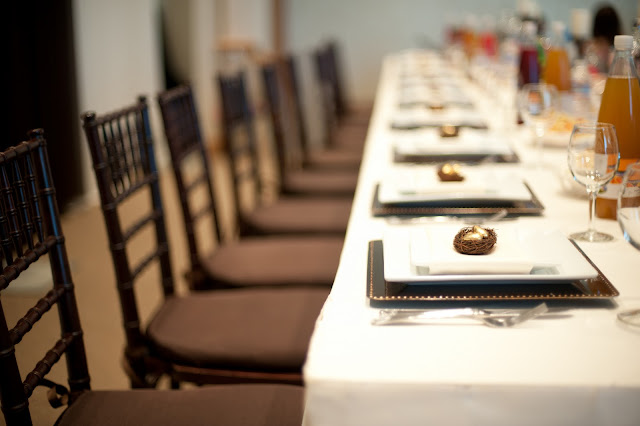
[71,0,638,200]
[73,0,166,203]
[73,0,220,203]
[286,0,638,104]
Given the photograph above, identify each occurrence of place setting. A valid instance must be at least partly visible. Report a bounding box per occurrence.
[368,121,626,323]
[371,163,544,217]
[366,219,620,309]
[389,106,489,131]
[390,126,519,163]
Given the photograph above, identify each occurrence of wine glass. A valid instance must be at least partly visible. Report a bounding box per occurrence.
[517,83,557,158]
[567,122,620,242]
[616,162,640,326]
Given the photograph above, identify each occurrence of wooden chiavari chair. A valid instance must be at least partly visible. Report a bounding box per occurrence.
[81,98,331,387]
[0,130,305,426]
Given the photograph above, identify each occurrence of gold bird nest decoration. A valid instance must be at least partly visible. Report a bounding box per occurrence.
[453,226,497,255]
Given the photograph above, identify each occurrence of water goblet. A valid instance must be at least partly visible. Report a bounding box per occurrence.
[517,83,557,159]
[616,162,640,327]
[617,162,640,249]
[567,122,620,242]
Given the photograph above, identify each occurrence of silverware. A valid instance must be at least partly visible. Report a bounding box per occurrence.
[372,303,548,327]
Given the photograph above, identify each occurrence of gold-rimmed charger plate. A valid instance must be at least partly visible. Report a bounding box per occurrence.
[367,240,619,304]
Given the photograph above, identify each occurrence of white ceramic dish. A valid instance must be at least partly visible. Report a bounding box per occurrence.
[392,128,513,157]
[382,224,598,283]
[378,168,532,204]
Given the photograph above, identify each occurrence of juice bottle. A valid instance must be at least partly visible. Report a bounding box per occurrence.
[479,15,498,58]
[543,21,572,91]
[596,35,640,219]
[462,15,479,60]
[633,18,640,78]
[518,21,540,88]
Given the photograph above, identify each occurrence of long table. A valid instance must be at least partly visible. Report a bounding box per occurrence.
[302,51,640,426]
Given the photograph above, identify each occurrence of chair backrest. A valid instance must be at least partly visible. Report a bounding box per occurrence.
[81,97,175,386]
[324,41,348,118]
[0,130,90,425]
[157,85,224,290]
[313,46,340,147]
[260,60,302,179]
[217,72,265,212]
[283,55,311,157]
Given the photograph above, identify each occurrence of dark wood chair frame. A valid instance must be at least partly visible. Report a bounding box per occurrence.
[82,98,305,387]
[218,71,351,202]
[216,73,267,230]
[0,130,308,426]
[82,99,173,387]
[156,86,224,291]
[261,60,297,182]
[0,130,91,425]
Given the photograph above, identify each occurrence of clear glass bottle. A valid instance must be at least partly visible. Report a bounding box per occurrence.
[633,18,640,79]
[596,35,640,219]
[543,21,572,92]
[518,21,540,88]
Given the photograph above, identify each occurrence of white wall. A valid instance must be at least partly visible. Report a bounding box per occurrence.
[70,0,638,200]
[73,0,166,202]
[226,0,273,51]
[163,0,218,145]
[286,0,638,104]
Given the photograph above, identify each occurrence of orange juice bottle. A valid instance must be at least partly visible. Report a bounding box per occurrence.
[462,15,479,59]
[543,22,572,91]
[596,35,640,219]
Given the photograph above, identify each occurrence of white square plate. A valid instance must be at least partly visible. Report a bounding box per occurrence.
[378,168,532,204]
[392,128,513,157]
[382,223,598,283]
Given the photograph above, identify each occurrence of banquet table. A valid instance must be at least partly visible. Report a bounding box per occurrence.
[302,50,640,426]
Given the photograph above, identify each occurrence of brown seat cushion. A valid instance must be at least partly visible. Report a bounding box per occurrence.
[58,384,304,426]
[330,124,368,152]
[340,104,373,126]
[146,287,328,370]
[282,169,358,197]
[201,236,343,288]
[242,197,351,236]
[306,149,361,171]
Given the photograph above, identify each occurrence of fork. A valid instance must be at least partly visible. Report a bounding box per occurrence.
[372,303,548,327]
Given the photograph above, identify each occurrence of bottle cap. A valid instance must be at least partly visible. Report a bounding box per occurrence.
[570,9,590,38]
[551,21,565,35]
[614,35,633,50]
[523,21,537,36]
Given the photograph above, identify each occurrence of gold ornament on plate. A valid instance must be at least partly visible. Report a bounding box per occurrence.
[453,226,497,255]
[437,162,465,182]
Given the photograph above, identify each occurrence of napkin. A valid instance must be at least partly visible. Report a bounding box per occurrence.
[409,226,536,275]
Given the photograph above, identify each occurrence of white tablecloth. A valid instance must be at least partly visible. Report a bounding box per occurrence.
[302,51,640,426]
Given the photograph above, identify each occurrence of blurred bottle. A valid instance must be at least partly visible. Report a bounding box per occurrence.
[571,59,591,95]
[570,8,591,59]
[462,14,479,60]
[543,21,572,92]
[518,21,541,87]
[444,14,463,49]
[479,15,498,58]
[596,35,640,219]
[517,0,545,35]
[633,18,640,78]
[498,11,521,66]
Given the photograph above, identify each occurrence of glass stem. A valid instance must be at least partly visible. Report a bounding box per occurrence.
[587,189,597,238]
[534,123,544,166]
